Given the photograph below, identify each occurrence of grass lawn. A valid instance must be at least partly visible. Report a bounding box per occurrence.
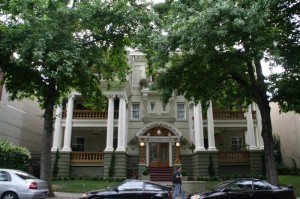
[52,175,300,196]
[52,180,120,193]
[279,175,300,196]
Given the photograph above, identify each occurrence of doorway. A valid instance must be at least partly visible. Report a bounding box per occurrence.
[149,143,169,167]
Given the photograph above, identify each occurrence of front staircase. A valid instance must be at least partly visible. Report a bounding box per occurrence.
[148,167,173,181]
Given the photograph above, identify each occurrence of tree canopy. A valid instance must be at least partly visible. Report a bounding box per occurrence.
[0,0,146,195]
[136,0,300,184]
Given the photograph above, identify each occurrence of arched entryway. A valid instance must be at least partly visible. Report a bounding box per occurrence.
[136,121,182,167]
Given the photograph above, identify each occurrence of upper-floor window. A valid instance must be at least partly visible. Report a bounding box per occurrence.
[132,103,140,119]
[162,103,167,112]
[177,103,186,119]
[150,102,155,112]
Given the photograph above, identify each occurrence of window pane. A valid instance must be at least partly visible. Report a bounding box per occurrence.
[177,103,185,119]
[132,103,140,119]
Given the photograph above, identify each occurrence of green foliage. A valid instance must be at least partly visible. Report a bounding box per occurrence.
[135,0,300,184]
[273,134,283,164]
[0,139,30,171]
[142,170,148,176]
[208,155,215,177]
[52,149,60,178]
[0,0,147,189]
[109,151,115,178]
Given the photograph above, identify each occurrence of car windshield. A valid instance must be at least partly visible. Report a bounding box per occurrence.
[213,180,235,191]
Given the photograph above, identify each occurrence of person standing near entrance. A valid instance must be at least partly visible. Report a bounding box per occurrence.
[172,166,185,199]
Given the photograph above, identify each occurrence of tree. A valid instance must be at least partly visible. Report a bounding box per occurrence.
[136,0,299,184]
[0,0,145,196]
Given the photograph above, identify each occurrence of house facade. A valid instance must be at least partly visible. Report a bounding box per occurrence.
[51,49,264,180]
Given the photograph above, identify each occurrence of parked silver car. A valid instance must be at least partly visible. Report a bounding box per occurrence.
[0,168,49,199]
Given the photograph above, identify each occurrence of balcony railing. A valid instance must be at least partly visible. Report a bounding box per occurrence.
[62,110,119,119]
[70,151,104,163]
[218,150,250,163]
[204,110,256,120]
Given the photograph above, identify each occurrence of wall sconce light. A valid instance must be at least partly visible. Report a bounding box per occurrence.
[139,141,145,164]
[175,141,181,164]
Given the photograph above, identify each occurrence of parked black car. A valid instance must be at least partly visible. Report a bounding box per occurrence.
[80,179,173,199]
[187,178,296,199]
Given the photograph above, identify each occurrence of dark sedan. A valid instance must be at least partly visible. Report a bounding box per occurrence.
[187,178,296,199]
[80,179,173,199]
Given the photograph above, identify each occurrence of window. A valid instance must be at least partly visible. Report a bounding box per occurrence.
[177,103,186,119]
[145,183,163,191]
[72,137,85,151]
[150,102,155,112]
[0,171,11,181]
[162,103,167,112]
[231,136,242,151]
[132,103,140,119]
[118,181,143,191]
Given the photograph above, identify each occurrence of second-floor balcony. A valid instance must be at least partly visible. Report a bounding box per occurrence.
[62,110,119,119]
[62,109,255,120]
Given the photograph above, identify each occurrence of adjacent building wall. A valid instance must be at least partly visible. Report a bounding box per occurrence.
[270,102,300,169]
[0,86,44,152]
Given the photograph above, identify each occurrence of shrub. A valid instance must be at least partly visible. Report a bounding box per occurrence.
[142,170,148,176]
[208,155,215,176]
[0,139,30,171]
[53,149,60,178]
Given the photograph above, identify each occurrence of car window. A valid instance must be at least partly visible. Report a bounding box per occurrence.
[0,171,11,181]
[228,180,253,191]
[253,181,271,190]
[13,171,37,180]
[145,183,163,191]
[118,181,144,191]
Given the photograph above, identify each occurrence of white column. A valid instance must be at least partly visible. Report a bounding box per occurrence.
[256,104,264,149]
[207,101,216,150]
[246,105,257,150]
[105,95,115,152]
[116,94,127,152]
[194,103,205,151]
[51,105,62,152]
[62,95,75,152]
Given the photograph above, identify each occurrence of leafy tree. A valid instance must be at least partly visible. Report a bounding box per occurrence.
[0,0,145,196]
[136,0,299,184]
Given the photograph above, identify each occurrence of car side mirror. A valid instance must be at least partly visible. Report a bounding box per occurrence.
[113,187,119,192]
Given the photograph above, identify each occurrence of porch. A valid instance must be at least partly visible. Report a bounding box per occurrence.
[69,150,250,164]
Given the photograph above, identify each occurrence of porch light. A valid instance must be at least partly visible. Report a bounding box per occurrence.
[175,142,181,164]
[139,141,145,164]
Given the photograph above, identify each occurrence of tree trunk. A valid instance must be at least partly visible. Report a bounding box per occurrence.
[257,101,279,184]
[249,58,278,184]
[40,87,56,197]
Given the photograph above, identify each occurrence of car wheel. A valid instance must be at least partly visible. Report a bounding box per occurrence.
[2,192,18,199]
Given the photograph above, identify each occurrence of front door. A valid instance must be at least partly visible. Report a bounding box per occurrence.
[149,143,169,167]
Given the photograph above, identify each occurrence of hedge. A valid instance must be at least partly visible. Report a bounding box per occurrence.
[0,139,30,171]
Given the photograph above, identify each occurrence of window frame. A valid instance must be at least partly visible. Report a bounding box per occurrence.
[131,103,140,119]
[177,103,186,119]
